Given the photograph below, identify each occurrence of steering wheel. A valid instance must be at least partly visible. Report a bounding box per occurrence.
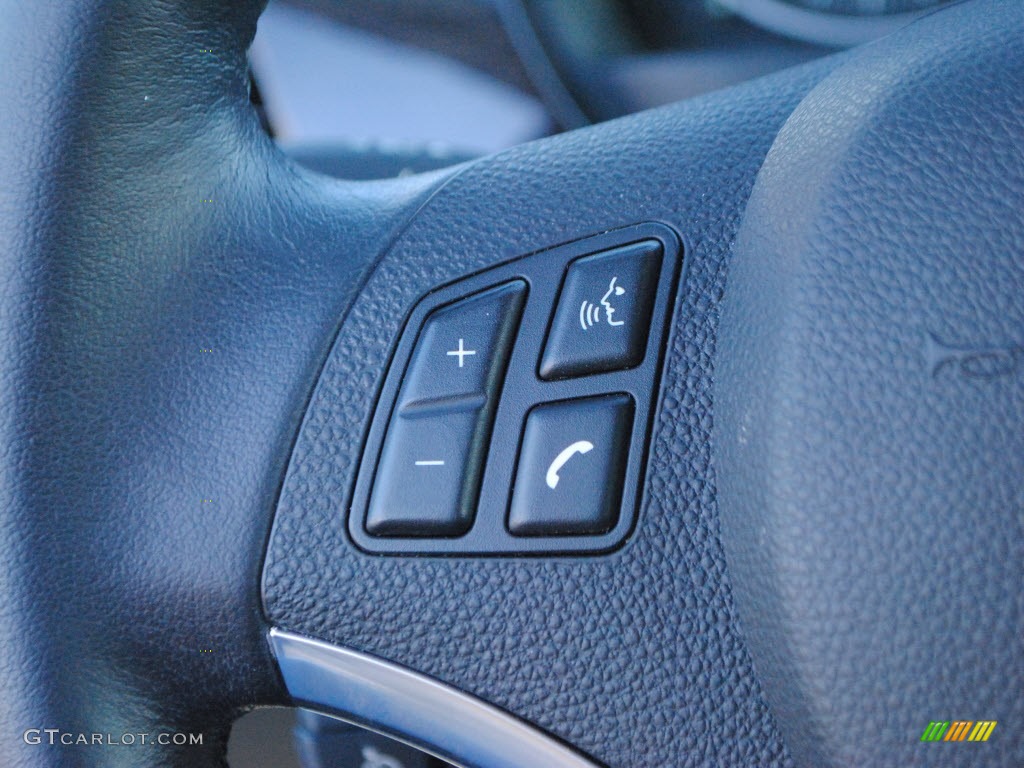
[2,1,1021,767]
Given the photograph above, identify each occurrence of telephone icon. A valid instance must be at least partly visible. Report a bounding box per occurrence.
[545,440,594,489]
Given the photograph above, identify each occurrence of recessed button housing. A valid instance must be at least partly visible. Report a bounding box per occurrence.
[539,240,662,380]
[508,394,634,536]
[349,223,682,555]
[366,281,526,537]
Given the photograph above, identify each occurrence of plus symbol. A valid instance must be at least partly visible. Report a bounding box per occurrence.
[446,338,477,368]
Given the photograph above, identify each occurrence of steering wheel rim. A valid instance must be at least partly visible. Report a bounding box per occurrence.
[2,1,1020,767]
[0,1,449,764]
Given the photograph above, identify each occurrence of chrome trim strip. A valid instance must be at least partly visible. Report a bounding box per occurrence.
[269,628,601,768]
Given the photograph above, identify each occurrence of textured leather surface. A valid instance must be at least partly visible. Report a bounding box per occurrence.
[716,1,1024,766]
[263,55,845,768]
[0,1,446,765]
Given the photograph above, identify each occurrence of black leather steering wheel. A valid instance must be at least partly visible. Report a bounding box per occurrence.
[1,1,1021,767]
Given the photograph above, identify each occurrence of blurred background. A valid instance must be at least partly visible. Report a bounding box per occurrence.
[248,0,950,181]
[233,0,950,765]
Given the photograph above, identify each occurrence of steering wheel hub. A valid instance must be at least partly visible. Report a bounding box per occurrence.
[716,2,1024,766]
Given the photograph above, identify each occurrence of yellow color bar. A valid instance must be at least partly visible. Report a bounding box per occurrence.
[968,721,997,742]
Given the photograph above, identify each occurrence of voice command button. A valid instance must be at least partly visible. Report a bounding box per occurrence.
[539,240,661,380]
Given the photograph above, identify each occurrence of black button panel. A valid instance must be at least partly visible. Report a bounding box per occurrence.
[350,223,682,555]
[539,241,662,380]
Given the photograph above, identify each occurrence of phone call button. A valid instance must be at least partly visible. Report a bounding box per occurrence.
[508,394,634,536]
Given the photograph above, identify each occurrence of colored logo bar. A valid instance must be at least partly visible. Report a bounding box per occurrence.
[920,721,996,742]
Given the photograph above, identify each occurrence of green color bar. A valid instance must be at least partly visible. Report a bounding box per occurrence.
[921,721,950,742]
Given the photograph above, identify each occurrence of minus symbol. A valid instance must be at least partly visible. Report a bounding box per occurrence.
[415,460,445,466]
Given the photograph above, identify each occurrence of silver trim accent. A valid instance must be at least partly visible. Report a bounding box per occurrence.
[269,628,601,768]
